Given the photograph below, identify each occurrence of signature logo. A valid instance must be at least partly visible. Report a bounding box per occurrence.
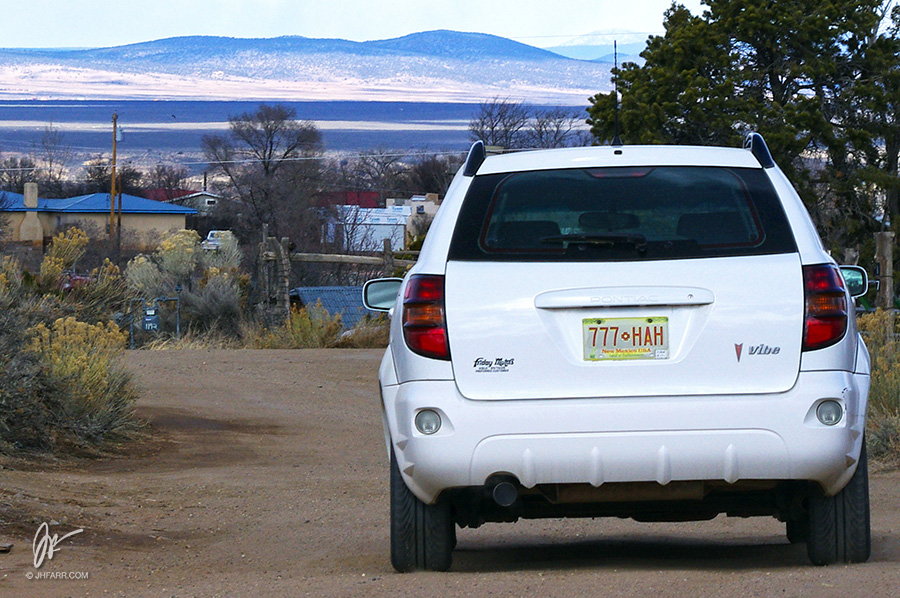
[32,522,83,569]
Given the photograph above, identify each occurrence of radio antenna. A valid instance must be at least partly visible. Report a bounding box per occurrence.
[612,40,623,147]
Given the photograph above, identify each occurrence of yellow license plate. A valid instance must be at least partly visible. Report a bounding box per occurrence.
[583,317,669,361]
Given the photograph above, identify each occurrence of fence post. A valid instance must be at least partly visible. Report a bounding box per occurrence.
[383,238,395,274]
[875,231,894,309]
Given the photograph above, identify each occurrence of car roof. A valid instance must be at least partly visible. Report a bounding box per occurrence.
[476,145,763,175]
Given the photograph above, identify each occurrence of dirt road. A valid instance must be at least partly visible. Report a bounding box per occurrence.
[1,349,899,597]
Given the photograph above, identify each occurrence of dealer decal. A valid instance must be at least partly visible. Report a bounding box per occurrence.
[474,357,515,373]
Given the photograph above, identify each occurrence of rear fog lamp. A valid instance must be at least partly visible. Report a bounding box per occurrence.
[415,409,442,435]
[816,400,843,426]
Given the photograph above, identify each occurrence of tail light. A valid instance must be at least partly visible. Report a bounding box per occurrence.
[402,275,450,360]
[803,264,848,351]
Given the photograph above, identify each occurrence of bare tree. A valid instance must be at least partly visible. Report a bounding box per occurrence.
[148,164,190,199]
[468,98,530,149]
[397,153,464,197]
[203,103,324,247]
[0,155,37,194]
[524,108,590,149]
[35,124,73,197]
[80,155,143,196]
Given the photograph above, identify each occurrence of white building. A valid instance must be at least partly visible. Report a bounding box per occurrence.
[326,205,410,252]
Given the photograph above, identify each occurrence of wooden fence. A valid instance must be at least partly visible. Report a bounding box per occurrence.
[257,225,416,320]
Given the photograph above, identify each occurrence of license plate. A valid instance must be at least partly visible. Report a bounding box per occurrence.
[583,317,669,361]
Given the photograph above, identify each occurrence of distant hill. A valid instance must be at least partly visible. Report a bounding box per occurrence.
[546,31,649,63]
[0,31,611,104]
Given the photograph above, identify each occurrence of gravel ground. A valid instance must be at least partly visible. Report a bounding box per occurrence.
[1,349,899,597]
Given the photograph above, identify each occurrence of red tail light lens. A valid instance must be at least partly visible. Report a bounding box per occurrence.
[402,275,450,360]
[803,264,848,351]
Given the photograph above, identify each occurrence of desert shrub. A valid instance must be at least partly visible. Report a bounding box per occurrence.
[858,310,900,463]
[125,254,166,298]
[182,268,244,335]
[46,228,89,270]
[25,317,139,445]
[247,302,343,348]
[0,309,58,452]
[0,256,24,300]
[157,229,201,282]
[124,230,248,339]
[199,233,243,271]
[335,315,391,348]
[63,259,129,322]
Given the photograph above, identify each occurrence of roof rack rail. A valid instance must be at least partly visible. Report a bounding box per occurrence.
[463,140,486,177]
[743,132,775,169]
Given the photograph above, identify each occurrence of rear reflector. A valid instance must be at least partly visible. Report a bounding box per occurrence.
[402,275,450,360]
[803,264,848,351]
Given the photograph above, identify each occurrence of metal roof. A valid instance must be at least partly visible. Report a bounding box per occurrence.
[1,191,196,214]
[289,286,377,330]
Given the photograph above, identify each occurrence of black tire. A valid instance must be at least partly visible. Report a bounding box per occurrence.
[807,442,871,565]
[390,450,454,572]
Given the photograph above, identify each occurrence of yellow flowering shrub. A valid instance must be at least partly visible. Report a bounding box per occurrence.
[156,229,200,281]
[38,256,65,289]
[27,317,127,416]
[46,227,89,269]
[250,302,343,349]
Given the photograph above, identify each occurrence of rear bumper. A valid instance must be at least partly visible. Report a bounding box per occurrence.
[382,370,869,503]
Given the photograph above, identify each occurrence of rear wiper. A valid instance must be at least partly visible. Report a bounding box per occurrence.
[541,233,648,252]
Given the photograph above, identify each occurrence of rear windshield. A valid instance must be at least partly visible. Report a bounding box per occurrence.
[448,166,797,262]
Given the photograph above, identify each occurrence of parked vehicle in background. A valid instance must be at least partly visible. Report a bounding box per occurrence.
[201,230,234,251]
[364,135,872,572]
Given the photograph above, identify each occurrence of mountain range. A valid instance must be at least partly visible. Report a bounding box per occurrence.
[0,30,627,104]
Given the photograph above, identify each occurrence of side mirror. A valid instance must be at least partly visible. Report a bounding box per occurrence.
[840,265,869,298]
[363,278,404,312]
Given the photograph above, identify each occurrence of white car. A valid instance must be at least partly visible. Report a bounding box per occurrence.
[363,134,871,572]
[201,229,233,251]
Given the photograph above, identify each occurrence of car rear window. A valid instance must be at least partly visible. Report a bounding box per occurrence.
[448,166,797,262]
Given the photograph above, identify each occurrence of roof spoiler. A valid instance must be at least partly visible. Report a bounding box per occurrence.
[743,132,775,169]
[463,140,486,177]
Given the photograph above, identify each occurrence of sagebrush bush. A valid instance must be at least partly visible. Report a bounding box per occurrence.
[857,309,900,463]
[183,269,244,335]
[124,229,249,339]
[46,227,89,270]
[246,302,343,349]
[0,309,58,452]
[157,229,201,282]
[199,234,243,271]
[335,315,390,348]
[25,317,139,445]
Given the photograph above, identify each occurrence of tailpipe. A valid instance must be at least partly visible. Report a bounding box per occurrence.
[487,475,519,507]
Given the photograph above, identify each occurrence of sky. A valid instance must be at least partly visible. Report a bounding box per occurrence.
[2,0,704,49]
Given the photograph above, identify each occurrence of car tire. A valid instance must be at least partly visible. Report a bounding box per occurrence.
[390,450,454,572]
[807,441,871,565]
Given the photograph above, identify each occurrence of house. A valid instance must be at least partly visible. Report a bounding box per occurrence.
[146,189,221,217]
[324,205,410,252]
[1,184,196,245]
[386,193,441,238]
[289,286,377,330]
[320,194,442,252]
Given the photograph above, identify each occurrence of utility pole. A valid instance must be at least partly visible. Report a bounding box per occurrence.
[110,112,118,238]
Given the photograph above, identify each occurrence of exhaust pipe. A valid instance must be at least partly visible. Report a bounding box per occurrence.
[491,480,518,507]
